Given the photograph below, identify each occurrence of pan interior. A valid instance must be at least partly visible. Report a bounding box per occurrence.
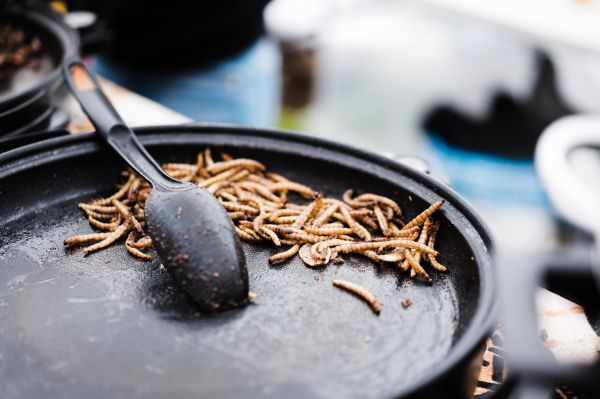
[0,134,485,399]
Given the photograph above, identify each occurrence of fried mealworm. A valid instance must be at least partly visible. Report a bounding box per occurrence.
[426,222,446,272]
[125,232,152,260]
[291,196,320,229]
[64,232,113,246]
[220,201,259,214]
[204,148,214,166]
[354,193,402,216]
[260,226,281,246]
[340,206,371,241]
[205,159,265,174]
[269,244,300,264]
[236,226,260,242]
[88,214,121,231]
[403,249,431,283]
[402,199,444,230]
[332,239,437,255]
[83,221,130,254]
[269,182,316,199]
[311,203,338,227]
[198,167,243,188]
[343,189,376,208]
[304,226,354,236]
[374,205,391,236]
[332,279,381,315]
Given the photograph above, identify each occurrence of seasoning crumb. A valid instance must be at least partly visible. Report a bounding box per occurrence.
[248,291,259,302]
[408,195,413,202]
[401,298,413,309]
[539,329,548,342]
[159,263,166,272]
[364,335,372,343]
[470,256,475,261]
[332,257,344,265]
[103,259,112,264]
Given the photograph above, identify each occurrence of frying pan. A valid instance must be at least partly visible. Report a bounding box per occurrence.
[0,124,495,398]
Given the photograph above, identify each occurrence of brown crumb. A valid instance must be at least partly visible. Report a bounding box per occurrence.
[401,298,413,309]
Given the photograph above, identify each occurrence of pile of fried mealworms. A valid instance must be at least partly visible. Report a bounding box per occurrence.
[0,24,42,82]
[64,149,447,284]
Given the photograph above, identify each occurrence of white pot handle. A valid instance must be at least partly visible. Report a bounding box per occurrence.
[535,115,600,244]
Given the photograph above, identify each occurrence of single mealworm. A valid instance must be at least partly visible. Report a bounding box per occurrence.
[403,249,432,283]
[205,159,265,174]
[125,232,152,260]
[402,199,444,230]
[269,244,300,264]
[198,167,243,188]
[291,196,320,229]
[342,189,376,208]
[221,152,234,161]
[354,193,402,216]
[82,209,114,221]
[236,226,260,242]
[228,211,249,220]
[238,181,281,203]
[356,215,378,230]
[64,232,112,246]
[204,148,214,166]
[269,182,316,199]
[427,222,446,272]
[83,221,130,253]
[196,153,209,178]
[332,279,381,315]
[268,209,301,221]
[219,191,238,202]
[220,201,259,214]
[131,235,152,249]
[162,163,197,172]
[311,203,338,227]
[332,239,437,255]
[88,214,121,231]
[127,177,142,202]
[260,226,281,246]
[303,226,354,236]
[340,206,371,241]
[239,226,261,241]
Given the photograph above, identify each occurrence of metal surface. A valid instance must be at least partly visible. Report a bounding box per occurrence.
[0,125,494,398]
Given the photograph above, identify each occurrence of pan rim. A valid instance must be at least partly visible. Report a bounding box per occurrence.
[0,123,497,398]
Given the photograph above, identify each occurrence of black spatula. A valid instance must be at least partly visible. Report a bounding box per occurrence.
[63,61,248,312]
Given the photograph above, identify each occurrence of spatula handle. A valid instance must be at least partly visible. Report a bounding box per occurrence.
[63,59,183,191]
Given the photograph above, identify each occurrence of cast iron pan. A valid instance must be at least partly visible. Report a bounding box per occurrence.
[0,124,495,399]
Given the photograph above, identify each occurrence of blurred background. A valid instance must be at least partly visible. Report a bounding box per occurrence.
[3,0,600,252]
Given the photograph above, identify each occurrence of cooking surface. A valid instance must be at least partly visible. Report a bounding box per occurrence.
[0,131,489,398]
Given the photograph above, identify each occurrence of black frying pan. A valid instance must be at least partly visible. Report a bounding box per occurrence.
[0,125,495,398]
